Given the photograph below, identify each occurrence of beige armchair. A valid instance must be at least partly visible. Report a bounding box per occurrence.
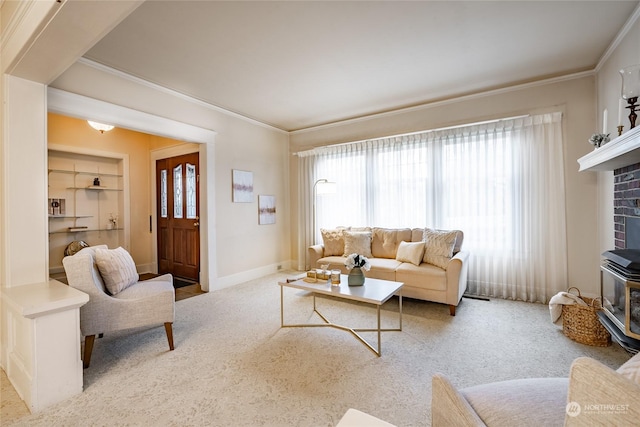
[432,352,640,426]
[63,245,175,368]
[336,353,640,426]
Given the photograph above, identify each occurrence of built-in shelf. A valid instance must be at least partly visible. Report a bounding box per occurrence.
[49,227,123,235]
[48,168,122,178]
[66,186,122,191]
[578,126,640,172]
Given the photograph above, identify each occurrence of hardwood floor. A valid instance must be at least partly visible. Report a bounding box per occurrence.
[139,273,205,301]
[175,283,205,301]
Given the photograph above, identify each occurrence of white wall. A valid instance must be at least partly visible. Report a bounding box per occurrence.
[290,75,601,297]
[50,61,292,288]
[596,14,640,256]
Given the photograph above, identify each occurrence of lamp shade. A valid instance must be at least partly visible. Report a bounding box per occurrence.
[620,64,640,99]
[316,181,337,194]
[87,120,114,133]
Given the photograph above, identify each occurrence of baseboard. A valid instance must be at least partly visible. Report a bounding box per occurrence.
[214,260,294,290]
[136,263,155,274]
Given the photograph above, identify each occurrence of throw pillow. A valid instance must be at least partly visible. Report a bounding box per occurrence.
[396,241,425,266]
[423,228,458,269]
[95,246,139,295]
[343,230,373,258]
[321,228,347,256]
[617,352,640,385]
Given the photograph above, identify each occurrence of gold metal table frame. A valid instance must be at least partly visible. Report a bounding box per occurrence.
[279,276,403,357]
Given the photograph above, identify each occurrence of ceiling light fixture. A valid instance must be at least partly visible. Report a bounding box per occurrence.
[87,120,114,134]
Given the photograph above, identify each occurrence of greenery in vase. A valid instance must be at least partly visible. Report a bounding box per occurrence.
[589,133,610,148]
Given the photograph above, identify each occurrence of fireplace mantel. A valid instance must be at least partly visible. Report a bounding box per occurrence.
[578,126,640,171]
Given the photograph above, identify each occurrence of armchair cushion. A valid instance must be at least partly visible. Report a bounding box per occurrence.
[617,351,640,384]
[461,378,568,427]
[95,246,139,295]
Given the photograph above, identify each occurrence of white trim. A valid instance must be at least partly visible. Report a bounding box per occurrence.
[215,261,294,291]
[595,3,640,73]
[578,126,640,171]
[47,89,217,292]
[77,57,288,135]
[47,87,216,144]
[291,71,594,135]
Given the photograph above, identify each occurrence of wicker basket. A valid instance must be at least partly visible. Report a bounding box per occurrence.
[561,287,611,347]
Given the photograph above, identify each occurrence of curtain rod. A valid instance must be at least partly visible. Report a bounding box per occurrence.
[292,114,530,156]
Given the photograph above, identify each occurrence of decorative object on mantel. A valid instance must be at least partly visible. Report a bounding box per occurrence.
[620,64,640,130]
[588,133,610,148]
[345,253,371,286]
[618,125,624,137]
[577,126,640,172]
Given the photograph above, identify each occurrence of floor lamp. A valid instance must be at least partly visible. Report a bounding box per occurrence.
[312,178,336,245]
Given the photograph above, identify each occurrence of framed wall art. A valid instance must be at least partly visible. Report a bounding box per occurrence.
[232,169,253,203]
[258,195,276,225]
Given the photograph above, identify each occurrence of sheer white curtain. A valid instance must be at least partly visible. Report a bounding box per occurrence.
[298,112,567,302]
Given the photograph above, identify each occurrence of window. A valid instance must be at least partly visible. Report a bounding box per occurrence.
[301,113,567,303]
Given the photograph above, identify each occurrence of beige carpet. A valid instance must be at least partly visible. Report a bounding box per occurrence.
[4,271,630,426]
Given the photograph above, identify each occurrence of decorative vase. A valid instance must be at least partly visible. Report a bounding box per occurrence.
[348,267,365,286]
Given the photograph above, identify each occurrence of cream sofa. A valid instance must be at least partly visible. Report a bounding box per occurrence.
[308,227,469,315]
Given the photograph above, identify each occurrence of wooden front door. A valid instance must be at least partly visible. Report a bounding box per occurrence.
[156,153,200,281]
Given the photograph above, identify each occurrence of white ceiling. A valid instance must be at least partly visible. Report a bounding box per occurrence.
[81,1,639,132]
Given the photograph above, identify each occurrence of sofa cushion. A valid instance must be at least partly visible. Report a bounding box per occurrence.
[343,230,373,258]
[412,228,464,254]
[321,228,347,256]
[372,228,411,258]
[396,241,425,266]
[617,352,640,385]
[396,262,447,291]
[423,228,458,269]
[95,246,139,295]
[461,378,569,427]
[368,258,404,281]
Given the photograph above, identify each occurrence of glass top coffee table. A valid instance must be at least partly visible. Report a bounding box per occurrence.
[278,275,403,356]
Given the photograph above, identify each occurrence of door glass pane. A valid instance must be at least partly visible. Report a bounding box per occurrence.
[186,163,196,219]
[160,169,168,218]
[174,164,183,219]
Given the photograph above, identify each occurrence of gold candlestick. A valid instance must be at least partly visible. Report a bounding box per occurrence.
[618,125,624,136]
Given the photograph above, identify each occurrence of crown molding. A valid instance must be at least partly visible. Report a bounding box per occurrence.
[595,2,640,73]
[291,70,594,135]
[77,57,289,135]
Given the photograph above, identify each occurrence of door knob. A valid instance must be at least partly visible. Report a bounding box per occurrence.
[194,222,199,227]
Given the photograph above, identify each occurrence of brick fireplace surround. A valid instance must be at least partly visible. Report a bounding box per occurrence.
[615,162,640,249]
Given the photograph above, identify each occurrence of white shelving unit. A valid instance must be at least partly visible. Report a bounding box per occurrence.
[47,151,125,277]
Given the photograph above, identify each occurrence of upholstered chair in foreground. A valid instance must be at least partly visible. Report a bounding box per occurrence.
[432,352,640,426]
[63,245,175,368]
